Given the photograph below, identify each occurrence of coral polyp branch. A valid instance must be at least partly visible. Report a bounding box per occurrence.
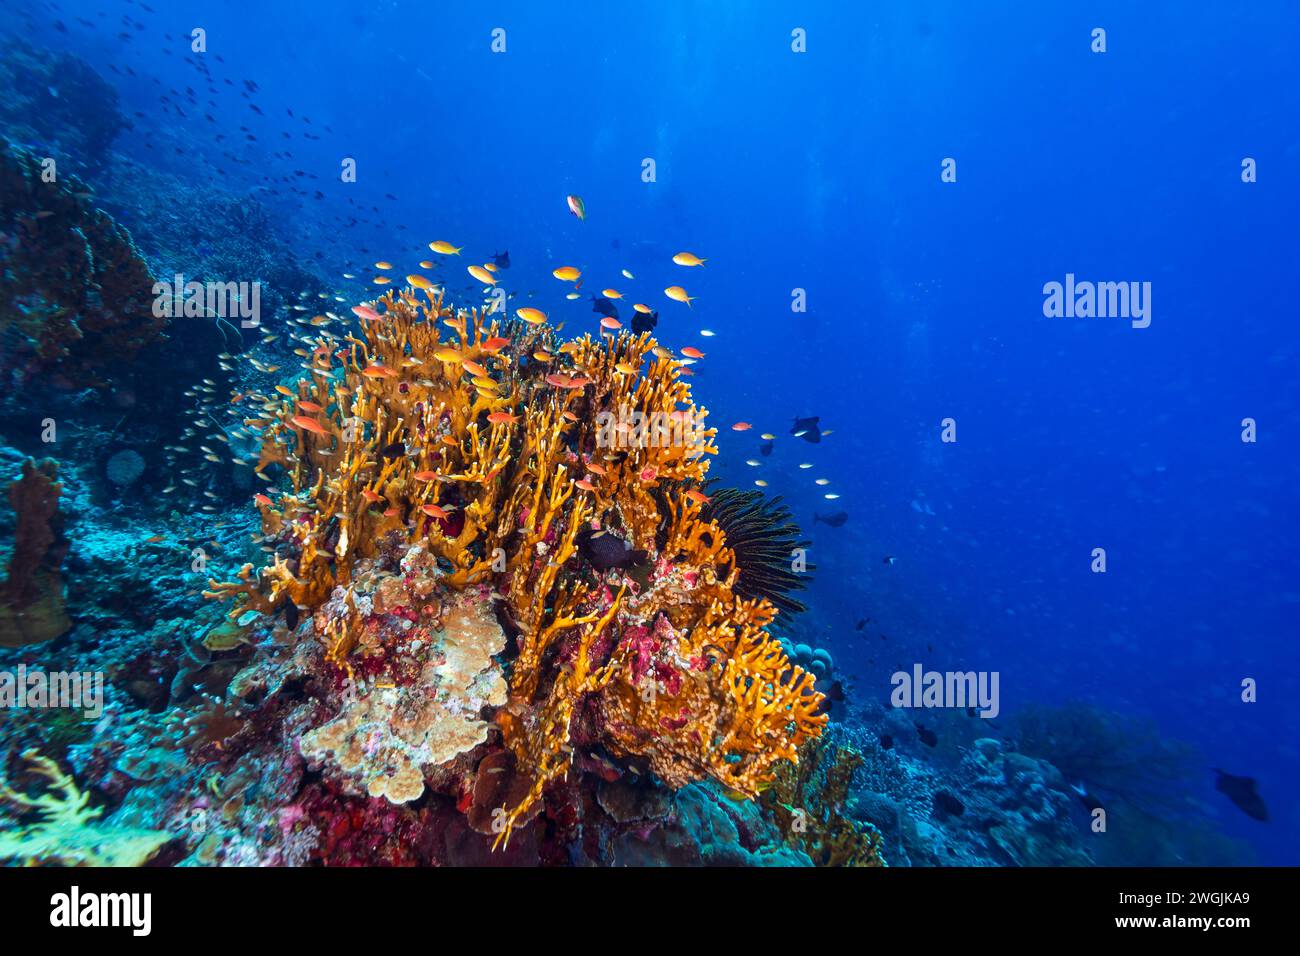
[210,282,825,847]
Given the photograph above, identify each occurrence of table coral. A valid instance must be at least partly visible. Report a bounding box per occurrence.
[210,282,825,849]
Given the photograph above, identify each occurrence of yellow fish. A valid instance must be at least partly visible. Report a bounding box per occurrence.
[552,266,581,282]
[601,289,622,299]
[664,286,694,307]
[419,260,435,269]
[468,265,496,285]
[429,241,462,255]
[633,303,652,314]
[517,307,547,325]
[408,274,433,290]
[672,252,706,267]
[374,260,393,270]
[373,276,391,285]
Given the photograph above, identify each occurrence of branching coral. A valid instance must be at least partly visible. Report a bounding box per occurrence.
[0,457,71,648]
[763,736,887,867]
[209,282,825,849]
[0,749,172,866]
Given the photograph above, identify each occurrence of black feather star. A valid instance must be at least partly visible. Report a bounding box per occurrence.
[696,484,813,615]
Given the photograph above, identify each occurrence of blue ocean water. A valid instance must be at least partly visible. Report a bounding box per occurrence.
[2,0,1296,866]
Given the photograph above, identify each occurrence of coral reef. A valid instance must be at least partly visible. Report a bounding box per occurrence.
[0,749,172,866]
[0,40,127,172]
[0,139,163,389]
[0,458,70,648]
[763,734,887,866]
[207,284,826,849]
[1012,701,1202,817]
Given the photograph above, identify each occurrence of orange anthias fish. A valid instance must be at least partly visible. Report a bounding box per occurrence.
[360,488,383,503]
[413,470,439,481]
[420,503,452,520]
[685,489,711,505]
[352,304,382,322]
[487,411,520,425]
[462,359,489,377]
[574,477,596,491]
[731,422,752,431]
[297,400,324,413]
[482,336,511,353]
[362,365,398,378]
[681,346,705,359]
[253,494,274,506]
[664,286,694,307]
[600,316,621,330]
[290,415,328,435]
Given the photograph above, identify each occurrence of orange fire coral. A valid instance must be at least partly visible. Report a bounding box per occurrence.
[209,282,825,847]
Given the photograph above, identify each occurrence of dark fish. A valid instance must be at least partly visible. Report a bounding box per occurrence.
[813,511,847,527]
[813,679,846,716]
[1213,769,1269,822]
[879,733,894,750]
[855,619,867,631]
[492,250,511,269]
[759,439,774,457]
[932,790,965,819]
[284,602,299,630]
[915,724,938,747]
[590,296,619,320]
[630,309,658,335]
[791,415,821,443]
[378,441,407,460]
[576,528,649,572]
